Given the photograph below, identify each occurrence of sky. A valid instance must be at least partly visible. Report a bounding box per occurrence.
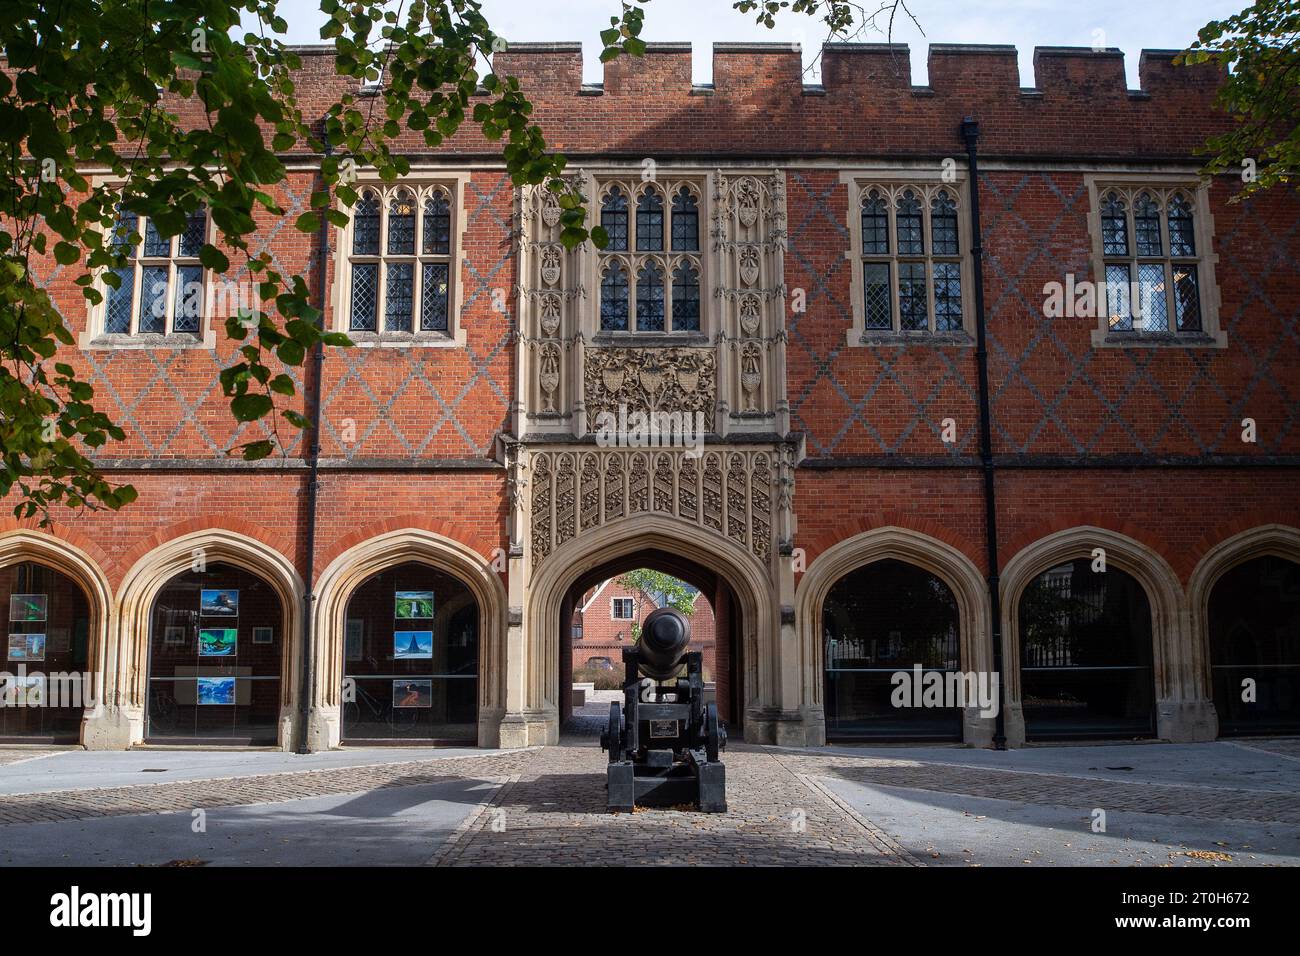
[263,0,1242,88]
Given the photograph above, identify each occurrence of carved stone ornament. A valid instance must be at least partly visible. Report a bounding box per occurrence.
[539,343,561,413]
[540,294,562,336]
[739,245,760,286]
[540,246,562,286]
[541,191,562,229]
[584,347,716,432]
[739,294,762,336]
[736,177,761,229]
[741,342,762,412]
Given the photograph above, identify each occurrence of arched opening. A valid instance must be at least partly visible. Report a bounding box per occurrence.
[1018,560,1155,740]
[822,559,963,741]
[340,560,479,743]
[0,561,92,741]
[1209,555,1300,735]
[145,562,284,744]
[557,548,742,735]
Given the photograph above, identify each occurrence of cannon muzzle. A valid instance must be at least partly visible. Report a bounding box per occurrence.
[637,606,691,681]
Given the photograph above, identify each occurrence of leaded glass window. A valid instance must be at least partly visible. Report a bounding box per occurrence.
[1097,184,1209,339]
[346,184,456,336]
[595,178,704,334]
[671,187,699,251]
[99,205,207,336]
[636,188,664,252]
[856,182,966,336]
[602,187,628,252]
[600,260,629,331]
[671,261,699,332]
[1134,192,1162,257]
[636,262,665,332]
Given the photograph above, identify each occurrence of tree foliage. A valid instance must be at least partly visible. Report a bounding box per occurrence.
[1182,0,1300,197]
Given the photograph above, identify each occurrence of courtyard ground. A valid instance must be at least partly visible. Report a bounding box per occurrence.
[1,708,1297,866]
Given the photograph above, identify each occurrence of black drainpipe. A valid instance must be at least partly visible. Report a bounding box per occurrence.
[961,117,1007,750]
[295,121,332,754]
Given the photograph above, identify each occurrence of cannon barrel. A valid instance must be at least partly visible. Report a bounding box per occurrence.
[637,607,691,681]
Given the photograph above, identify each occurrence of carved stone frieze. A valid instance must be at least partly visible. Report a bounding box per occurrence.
[583,346,717,432]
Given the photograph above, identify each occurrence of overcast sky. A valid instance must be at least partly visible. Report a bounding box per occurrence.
[265,0,1242,88]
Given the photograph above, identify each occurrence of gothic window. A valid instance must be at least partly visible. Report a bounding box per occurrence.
[101,204,207,337]
[1093,182,1214,340]
[853,182,966,337]
[600,260,629,331]
[596,178,704,334]
[671,187,699,251]
[345,183,456,335]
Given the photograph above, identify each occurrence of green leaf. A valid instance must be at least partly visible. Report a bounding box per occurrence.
[230,393,273,422]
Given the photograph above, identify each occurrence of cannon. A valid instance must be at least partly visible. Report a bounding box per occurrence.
[599,606,727,812]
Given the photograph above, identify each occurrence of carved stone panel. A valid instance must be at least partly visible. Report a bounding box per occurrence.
[583,346,717,433]
[527,447,777,569]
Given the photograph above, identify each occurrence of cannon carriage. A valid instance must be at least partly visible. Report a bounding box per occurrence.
[599,606,727,812]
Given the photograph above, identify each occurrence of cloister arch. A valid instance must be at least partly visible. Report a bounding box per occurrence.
[113,529,303,749]
[1189,524,1300,736]
[521,514,777,746]
[309,528,507,749]
[999,526,1204,745]
[795,527,993,746]
[0,530,113,744]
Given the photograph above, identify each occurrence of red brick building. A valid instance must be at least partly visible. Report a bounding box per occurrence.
[570,577,717,675]
[2,42,1298,749]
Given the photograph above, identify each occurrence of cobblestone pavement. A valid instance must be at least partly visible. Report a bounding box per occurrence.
[433,743,912,866]
[2,741,1299,865]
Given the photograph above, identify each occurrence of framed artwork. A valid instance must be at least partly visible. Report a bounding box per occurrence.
[345,620,363,661]
[199,589,239,617]
[197,677,236,705]
[1,674,44,706]
[392,679,432,708]
[395,590,435,620]
[393,630,433,660]
[198,628,237,657]
[7,633,45,661]
[253,626,274,645]
[164,626,187,646]
[9,594,47,623]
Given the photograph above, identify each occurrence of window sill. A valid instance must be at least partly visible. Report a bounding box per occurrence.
[82,332,210,351]
[852,329,975,347]
[1091,329,1227,349]
[345,330,458,349]
[591,332,710,348]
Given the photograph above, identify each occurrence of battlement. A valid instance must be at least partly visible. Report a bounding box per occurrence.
[196,41,1234,160]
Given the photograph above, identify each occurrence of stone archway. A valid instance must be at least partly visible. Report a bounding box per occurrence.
[0,529,114,746]
[514,514,779,747]
[795,527,992,746]
[309,528,508,749]
[999,526,1201,745]
[112,529,303,750]
[1188,524,1300,736]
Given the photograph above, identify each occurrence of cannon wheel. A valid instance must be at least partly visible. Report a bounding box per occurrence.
[605,702,622,762]
[704,702,721,762]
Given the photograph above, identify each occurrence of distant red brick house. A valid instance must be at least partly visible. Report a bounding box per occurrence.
[571,577,717,678]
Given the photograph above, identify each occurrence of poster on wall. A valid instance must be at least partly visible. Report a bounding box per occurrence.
[392,679,432,708]
[45,628,70,654]
[393,630,433,659]
[253,627,274,645]
[394,591,434,620]
[198,628,238,657]
[197,677,237,705]
[164,626,187,645]
[199,589,239,617]
[7,633,45,661]
[8,594,47,623]
[1,674,44,706]
[345,620,363,661]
